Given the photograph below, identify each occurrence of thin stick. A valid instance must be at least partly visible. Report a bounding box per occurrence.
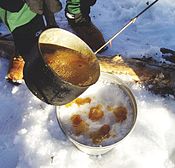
[94,18,136,54]
[95,0,159,54]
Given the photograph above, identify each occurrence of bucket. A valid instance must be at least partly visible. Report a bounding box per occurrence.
[56,72,137,155]
[24,28,100,105]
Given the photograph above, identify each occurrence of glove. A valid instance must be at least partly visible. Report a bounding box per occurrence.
[25,0,62,15]
[44,0,62,13]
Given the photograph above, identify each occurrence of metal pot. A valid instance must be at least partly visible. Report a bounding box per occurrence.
[56,72,137,155]
[24,28,100,106]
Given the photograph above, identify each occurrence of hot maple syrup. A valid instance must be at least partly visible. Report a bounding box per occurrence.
[40,43,99,87]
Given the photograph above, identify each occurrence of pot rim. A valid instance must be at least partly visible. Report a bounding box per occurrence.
[38,28,100,88]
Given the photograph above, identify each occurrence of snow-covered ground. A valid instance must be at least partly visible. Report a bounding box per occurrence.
[0,0,175,168]
[93,0,175,58]
[56,0,175,58]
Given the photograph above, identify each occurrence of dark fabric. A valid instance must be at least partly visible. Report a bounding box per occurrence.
[81,0,97,7]
[12,15,45,58]
[68,21,106,52]
[25,0,62,15]
[89,0,97,6]
[80,1,90,20]
[43,1,58,27]
[80,0,97,17]
[0,0,24,12]
[44,0,62,13]
[67,13,91,25]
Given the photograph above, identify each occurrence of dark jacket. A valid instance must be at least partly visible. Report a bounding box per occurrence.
[0,0,24,12]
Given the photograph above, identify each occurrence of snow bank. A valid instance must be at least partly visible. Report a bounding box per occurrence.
[0,58,175,167]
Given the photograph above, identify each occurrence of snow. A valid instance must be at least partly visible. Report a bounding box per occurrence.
[58,73,135,147]
[0,0,175,167]
[91,0,175,58]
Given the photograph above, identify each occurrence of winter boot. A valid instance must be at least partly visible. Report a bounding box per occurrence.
[6,56,25,85]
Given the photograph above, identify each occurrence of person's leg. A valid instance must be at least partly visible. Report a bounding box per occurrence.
[65,0,107,53]
[7,14,45,83]
[12,14,45,57]
[43,1,58,28]
[43,0,60,28]
[43,4,58,28]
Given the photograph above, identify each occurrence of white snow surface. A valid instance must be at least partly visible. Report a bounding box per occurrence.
[0,0,175,167]
[58,75,135,147]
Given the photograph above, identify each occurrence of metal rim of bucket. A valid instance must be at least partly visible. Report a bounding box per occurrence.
[55,72,137,155]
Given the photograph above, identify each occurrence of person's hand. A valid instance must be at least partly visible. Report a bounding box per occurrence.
[25,0,43,14]
[25,0,62,15]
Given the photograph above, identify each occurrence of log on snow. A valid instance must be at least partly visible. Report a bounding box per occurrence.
[98,55,175,97]
[0,38,175,97]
